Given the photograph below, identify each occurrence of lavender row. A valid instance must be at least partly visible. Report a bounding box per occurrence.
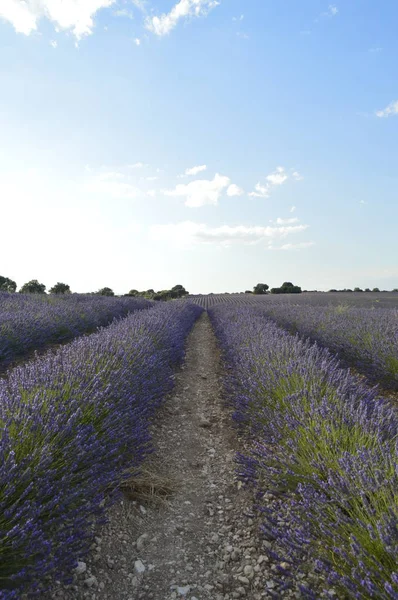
[0,292,150,366]
[209,304,398,599]
[0,301,203,598]
[254,302,398,389]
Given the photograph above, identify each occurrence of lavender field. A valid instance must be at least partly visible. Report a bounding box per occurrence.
[209,300,398,598]
[0,293,149,367]
[1,292,398,598]
[190,292,398,390]
[0,301,202,597]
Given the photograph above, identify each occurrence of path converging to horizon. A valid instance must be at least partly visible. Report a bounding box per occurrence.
[47,313,277,600]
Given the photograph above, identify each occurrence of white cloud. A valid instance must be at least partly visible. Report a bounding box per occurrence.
[184,164,207,176]
[290,205,296,212]
[114,8,134,19]
[375,100,398,118]
[249,166,290,198]
[227,184,244,197]
[292,170,303,181]
[147,189,156,197]
[50,39,57,47]
[232,14,244,21]
[145,0,219,36]
[0,0,115,39]
[237,32,249,40]
[145,176,158,181]
[266,166,288,186]
[150,221,309,247]
[134,37,141,46]
[131,0,146,10]
[327,4,338,16]
[128,161,147,169]
[164,173,230,207]
[277,242,315,250]
[275,217,299,225]
[249,183,270,198]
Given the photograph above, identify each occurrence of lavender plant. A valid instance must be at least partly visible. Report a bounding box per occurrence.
[0,301,202,598]
[189,294,398,388]
[209,304,398,599]
[256,302,398,389]
[0,292,149,366]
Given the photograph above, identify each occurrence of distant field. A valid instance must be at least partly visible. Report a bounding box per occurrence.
[188,291,398,309]
[0,292,149,367]
[189,292,398,389]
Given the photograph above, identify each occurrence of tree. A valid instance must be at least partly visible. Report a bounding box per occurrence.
[270,282,302,294]
[354,287,363,292]
[253,283,269,295]
[20,279,46,294]
[96,287,114,296]
[372,287,380,293]
[171,285,189,297]
[49,282,71,294]
[0,275,17,293]
[364,288,371,292]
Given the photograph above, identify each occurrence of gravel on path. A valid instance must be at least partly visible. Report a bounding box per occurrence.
[47,313,294,600]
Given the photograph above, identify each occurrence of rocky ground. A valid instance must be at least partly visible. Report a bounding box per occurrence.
[47,313,302,600]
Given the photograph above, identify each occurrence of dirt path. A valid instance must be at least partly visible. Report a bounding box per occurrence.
[49,313,278,600]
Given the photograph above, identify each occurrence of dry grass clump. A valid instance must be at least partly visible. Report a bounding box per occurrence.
[121,458,180,506]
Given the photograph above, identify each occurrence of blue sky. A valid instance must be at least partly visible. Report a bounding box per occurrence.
[0,0,397,294]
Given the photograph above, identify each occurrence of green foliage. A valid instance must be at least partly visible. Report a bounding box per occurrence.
[253,283,269,295]
[19,280,46,294]
[127,284,189,301]
[271,282,302,294]
[0,276,17,293]
[96,287,114,296]
[49,282,71,294]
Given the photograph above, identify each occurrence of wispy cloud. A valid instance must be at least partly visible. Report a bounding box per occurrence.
[145,0,219,36]
[290,205,296,213]
[85,172,138,199]
[0,0,115,39]
[292,170,304,181]
[134,37,141,46]
[128,161,147,169]
[274,217,300,225]
[114,8,134,19]
[375,100,398,118]
[232,14,244,22]
[184,164,207,176]
[326,4,338,17]
[274,241,315,250]
[150,221,309,247]
[164,173,230,207]
[50,39,57,48]
[249,166,291,198]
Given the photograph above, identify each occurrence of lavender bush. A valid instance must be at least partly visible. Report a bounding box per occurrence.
[0,292,149,366]
[189,294,398,388]
[255,302,398,390]
[209,304,398,598]
[0,301,202,598]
